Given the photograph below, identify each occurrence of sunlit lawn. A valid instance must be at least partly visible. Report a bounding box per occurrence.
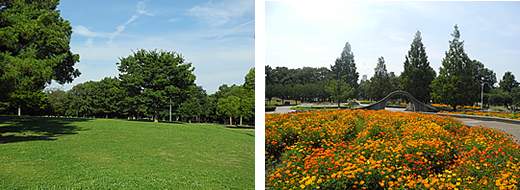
[0,115,254,189]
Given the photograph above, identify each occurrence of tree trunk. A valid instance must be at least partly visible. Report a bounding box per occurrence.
[154,104,158,123]
[229,116,233,126]
[240,116,243,126]
[18,104,21,116]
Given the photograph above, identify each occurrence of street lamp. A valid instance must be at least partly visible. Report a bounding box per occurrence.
[481,77,484,111]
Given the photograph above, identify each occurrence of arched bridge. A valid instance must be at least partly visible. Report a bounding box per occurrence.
[357,91,439,112]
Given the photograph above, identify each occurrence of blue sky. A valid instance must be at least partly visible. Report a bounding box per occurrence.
[49,0,254,94]
[265,1,520,86]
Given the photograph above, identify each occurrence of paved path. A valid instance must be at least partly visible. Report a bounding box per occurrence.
[266,106,295,114]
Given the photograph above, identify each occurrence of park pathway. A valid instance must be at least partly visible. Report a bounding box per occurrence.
[266,106,295,114]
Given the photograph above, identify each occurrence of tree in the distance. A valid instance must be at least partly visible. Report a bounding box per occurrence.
[472,60,496,94]
[330,42,359,98]
[117,49,196,123]
[400,30,436,103]
[430,25,479,110]
[325,77,354,108]
[366,57,396,101]
[217,95,240,125]
[499,71,519,93]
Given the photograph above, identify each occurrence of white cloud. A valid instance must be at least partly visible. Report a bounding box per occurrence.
[186,0,253,27]
[137,1,153,16]
[74,25,109,38]
[75,1,153,45]
[166,18,182,22]
[85,37,93,47]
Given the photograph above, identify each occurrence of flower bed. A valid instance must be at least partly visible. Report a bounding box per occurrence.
[431,103,481,110]
[266,109,520,189]
[439,111,520,120]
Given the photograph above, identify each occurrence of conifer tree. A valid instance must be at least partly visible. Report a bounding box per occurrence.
[430,25,479,110]
[331,42,359,98]
[400,31,436,103]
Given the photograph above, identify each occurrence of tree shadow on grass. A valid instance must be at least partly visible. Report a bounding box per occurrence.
[226,125,255,130]
[125,119,186,125]
[0,115,91,144]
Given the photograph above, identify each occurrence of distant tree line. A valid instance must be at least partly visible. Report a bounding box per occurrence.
[1,49,255,125]
[266,25,520,110]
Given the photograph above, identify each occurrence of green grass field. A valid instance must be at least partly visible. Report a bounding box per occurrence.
[0,115,254,189]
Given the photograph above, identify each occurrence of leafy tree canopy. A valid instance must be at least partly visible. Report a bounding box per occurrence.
[499,71,519,93]
[117,49,196,122]
[0,0,80,99]
[430,25,479,110]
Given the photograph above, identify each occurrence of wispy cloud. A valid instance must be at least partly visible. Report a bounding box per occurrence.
[136,1,153,16]
[73,1,153,45]
[186,0,253,28]
[205,19,254,44]
[108,1,152,44]
[166,18,182,22]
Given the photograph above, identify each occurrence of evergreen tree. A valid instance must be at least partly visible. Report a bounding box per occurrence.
[400,31,436,103]
[1,0,81,114]
[366,57,395,101]
[331,42,359,98]
[430,25,479,110]
[499,71,519,93]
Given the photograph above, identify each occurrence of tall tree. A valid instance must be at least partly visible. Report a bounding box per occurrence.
[117,49,196,123]
[330,42,359,98]
[400,31,436,103]
[430,25,479,110]
[366,57,396,101]
[499,71,519,93]
[0,0,81,114]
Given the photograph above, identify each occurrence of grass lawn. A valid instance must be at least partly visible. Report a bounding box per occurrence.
[0,115,254,189]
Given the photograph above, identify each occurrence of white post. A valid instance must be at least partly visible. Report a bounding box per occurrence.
[169,98,172,121]
[481,77,484,111]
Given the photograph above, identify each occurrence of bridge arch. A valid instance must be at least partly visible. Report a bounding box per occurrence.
[357,91,439,112]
